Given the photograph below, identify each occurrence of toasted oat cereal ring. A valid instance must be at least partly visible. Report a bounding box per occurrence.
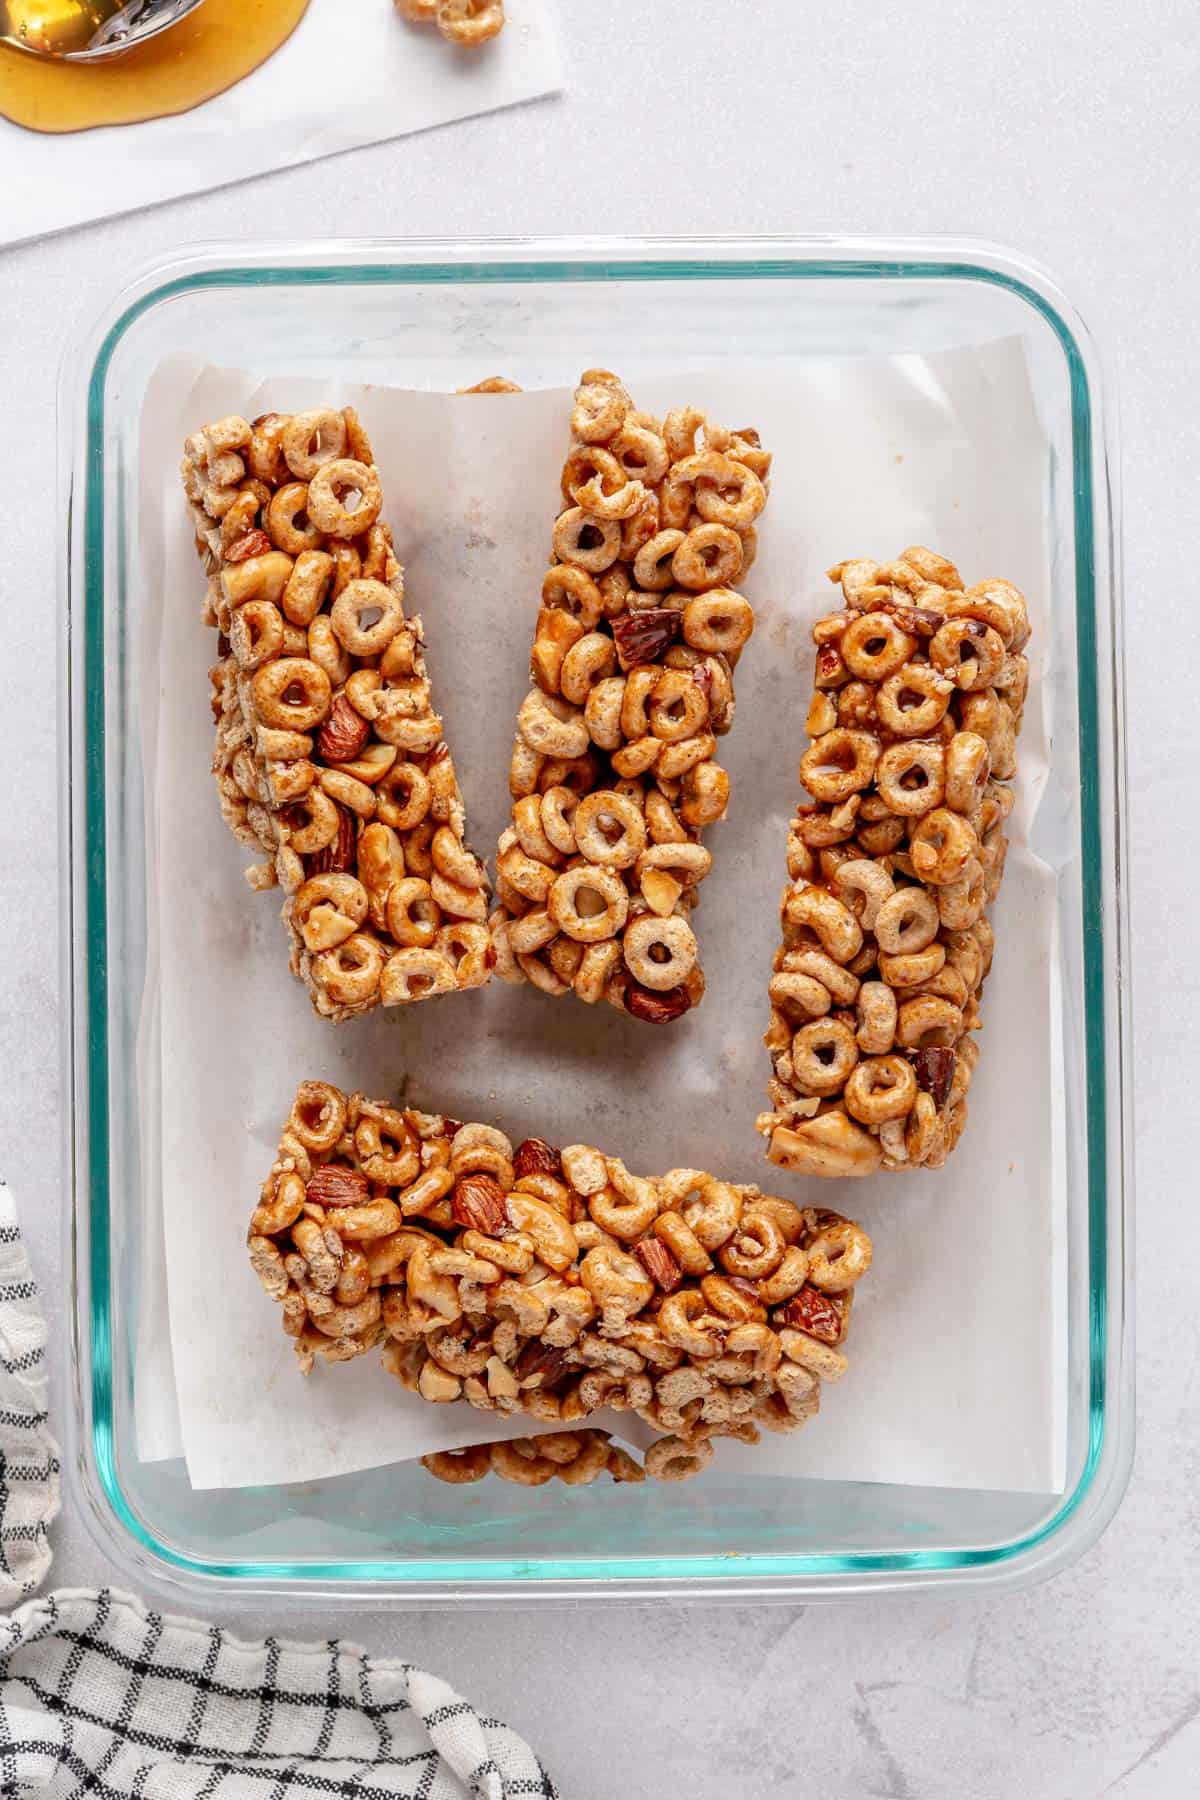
[718,1206,788,1281]
[252,657,331,732]
[435,921,493,988]
[559,631,617,707]
[680,588,755,657]
[830,859,894,931]
[878,943,946,988]
[329,579,404,656]
[790,1018,859,1095]
[517,688,590,760]
[513,794,562,865]
[376,762,431,832]
[431,824,485,890]
[783,884,863,965]
[421,1446,491,1484]
[896,995,964,1049]
[946,582,1025,649]
[385,877,439,948]
[542,563,606,630]
[281,550,334,628]
[571,381,629,444]
[623,913,697,991]
[844,1053,917,1125]
[287,1079,348,1153]
[839,611,917,682]
[807,1219,873,1290]
[548,865,629,943]
[671,523,744,592]
[944,730,992,813]
[909,807,979,885]
[552,507,622,572]
[507,908,558,955]
[306,615,351,688]
[311,931,384,1007]
[876,664,954,737]
[267,483,324,556]
[680,760,729,827]
[676,451,767,529]
[573,790,648,869]
[611,421,670,486]
[930,617,1006,690]
[247,412,288,484]
[645,1435,713,1482]
[854,980,898,1054]
[633,530,687,593]
[294,874,369,952]
[305,458,383,539]
[282,786,339,857]
[874,886,940,954]
[662,405,706,463]
[657,732,716,781]
[380,947,458,1005]
[937,858,986,929]
[228,599,284,671]
[799,728,880,804]
[769,971,832,1021]
[648,668,711,742]
[875,739,946,816]
[280,409,347,481]
[573,938,623,1004]
[567,447,648,522]
[431,868,488,923]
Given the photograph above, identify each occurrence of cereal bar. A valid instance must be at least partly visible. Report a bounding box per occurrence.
[757,547,1031,1176]
[181,409,492,1021]
[249,1081,873,1481]
[422,1430,649,1487]
[489,371,771,1023]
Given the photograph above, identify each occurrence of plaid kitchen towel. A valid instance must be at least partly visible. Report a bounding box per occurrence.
[0,1187,557,1798]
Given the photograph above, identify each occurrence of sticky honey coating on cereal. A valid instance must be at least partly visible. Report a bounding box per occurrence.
[181,408,493,1021]
[249,1081,873,1483]
[489,371,772,1023]
[757,547,1031,1177]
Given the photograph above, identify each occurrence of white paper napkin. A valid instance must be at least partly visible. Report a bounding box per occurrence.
[0,0,563,247]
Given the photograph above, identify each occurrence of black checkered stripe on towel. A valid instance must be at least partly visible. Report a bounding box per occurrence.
[0,1188,557,1798]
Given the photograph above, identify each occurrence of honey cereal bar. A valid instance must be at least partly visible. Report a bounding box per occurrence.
[757,547,1031,1176]
[489,371,771,1023]
[181,408,492,1022]
[250,1081,873,1482]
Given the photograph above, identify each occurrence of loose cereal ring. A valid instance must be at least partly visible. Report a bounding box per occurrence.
[182,408,492,1021]
[255,1082,872,1484]
[491,372,773,1023]
[758,546,1031,1174]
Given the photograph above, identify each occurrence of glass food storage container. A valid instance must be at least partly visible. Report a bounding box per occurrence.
[59,237,1131,1604]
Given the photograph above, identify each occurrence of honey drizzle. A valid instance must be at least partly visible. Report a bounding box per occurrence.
[0,0,310,134]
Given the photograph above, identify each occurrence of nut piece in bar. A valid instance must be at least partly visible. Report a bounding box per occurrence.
[181,408,493,1021]
[489,371,772,1022]
[756,546,1031,1174]
[250,1080,873,1484]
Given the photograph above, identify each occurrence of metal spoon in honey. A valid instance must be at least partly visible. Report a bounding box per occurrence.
[0,0,310,131]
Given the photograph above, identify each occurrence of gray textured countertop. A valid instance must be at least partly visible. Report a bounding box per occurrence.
[1,2,1193,1794]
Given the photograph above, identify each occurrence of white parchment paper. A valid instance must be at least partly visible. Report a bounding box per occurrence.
[140,341,1066,1494]
[1,0,562,248]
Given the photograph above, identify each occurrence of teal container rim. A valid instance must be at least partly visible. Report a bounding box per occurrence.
[64,238,1130,1599]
